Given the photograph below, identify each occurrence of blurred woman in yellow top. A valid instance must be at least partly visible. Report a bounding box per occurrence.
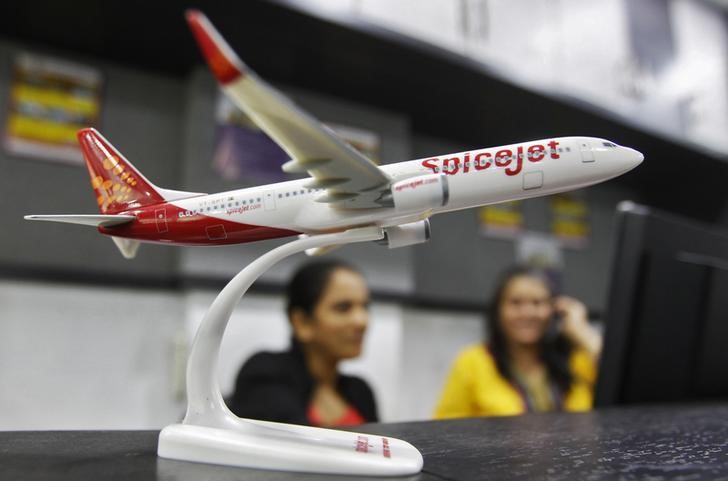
[434,266,602,418]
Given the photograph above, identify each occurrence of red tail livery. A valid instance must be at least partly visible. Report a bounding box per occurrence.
[79,128,167,214]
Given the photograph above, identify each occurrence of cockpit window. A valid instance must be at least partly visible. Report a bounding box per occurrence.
[602,142,617,148]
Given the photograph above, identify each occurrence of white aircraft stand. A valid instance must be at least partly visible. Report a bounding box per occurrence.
[158,226,424,476]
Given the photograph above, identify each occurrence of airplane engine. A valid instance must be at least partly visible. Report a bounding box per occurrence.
[380,219,431,249]
[390,174,449,213]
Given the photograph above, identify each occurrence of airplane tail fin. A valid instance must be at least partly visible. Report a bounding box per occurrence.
[78,128,203,214]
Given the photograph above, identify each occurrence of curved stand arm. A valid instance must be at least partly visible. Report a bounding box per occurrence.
[183,225,384,428]
[158,226,422,476]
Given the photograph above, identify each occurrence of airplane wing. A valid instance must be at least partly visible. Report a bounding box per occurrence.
[24,214,136,227]
[186,10,391,209]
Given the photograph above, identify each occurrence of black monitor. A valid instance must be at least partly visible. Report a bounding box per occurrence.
[595,201,728,407]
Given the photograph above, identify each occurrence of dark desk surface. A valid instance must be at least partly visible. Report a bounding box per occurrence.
[3,403,728,481]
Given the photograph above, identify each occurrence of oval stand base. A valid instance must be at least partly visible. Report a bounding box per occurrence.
[158,421,423,476]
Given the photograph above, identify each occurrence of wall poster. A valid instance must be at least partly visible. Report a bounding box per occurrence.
[4,53,102,164]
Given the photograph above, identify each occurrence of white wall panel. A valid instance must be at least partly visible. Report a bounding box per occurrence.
[0,281,185,429]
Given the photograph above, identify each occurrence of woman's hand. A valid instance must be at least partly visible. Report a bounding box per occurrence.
[553,296,602,359]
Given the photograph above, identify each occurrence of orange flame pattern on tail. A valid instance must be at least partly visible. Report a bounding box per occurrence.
[78,128,165,214]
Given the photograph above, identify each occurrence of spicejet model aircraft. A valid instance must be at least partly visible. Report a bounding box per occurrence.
[26,10,643,259]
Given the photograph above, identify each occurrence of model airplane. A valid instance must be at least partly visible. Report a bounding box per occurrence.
[26,10,642,259]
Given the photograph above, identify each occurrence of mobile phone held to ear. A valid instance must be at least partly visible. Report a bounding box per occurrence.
[544,312,564,343]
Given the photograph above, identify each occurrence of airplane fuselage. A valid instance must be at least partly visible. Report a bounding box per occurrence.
[99,136,641,246]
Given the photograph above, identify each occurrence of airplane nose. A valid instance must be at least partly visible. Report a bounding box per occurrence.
[626,147,644,168]
[616,147,643,172]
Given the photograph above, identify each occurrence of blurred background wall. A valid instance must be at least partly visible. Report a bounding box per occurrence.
[1,0,727,427]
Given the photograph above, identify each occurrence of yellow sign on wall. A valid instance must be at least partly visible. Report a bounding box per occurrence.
[550,193,590,248]
[4,53,102,164]
[479,201,523,239]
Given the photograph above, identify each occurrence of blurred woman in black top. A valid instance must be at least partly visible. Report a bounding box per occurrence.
[228,260,378,426]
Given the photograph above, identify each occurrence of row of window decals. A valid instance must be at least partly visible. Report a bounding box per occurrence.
[192,187,329,215]
[194,196,263,214]
[278,188,325,199]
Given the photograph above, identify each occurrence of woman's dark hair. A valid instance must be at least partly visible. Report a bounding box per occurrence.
[286,259,362,319]
[486,266,573,395]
